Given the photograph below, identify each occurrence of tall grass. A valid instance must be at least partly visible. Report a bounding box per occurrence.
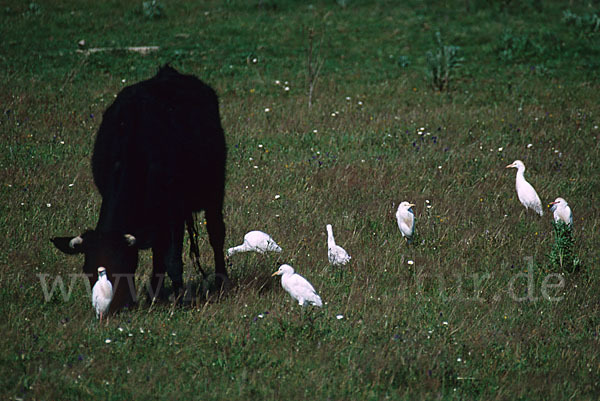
[1,0,599,399]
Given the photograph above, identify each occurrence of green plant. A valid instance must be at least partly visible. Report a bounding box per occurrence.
[425,31,463,91]
[142,0,164,19]
[548,221,580,273]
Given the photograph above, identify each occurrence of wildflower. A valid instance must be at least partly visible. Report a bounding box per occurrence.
[274,195,281,200]
[527,143,533,148]
[498,147,503,152]
[457,357,462,362]
[105,339,112,343]
[118,327,124,332]
[264,108,270,113]
[284,86,290,91]
[407,260,414,265]
[442,321,448,325]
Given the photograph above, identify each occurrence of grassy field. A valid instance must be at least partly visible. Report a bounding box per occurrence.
[2,0,600,399]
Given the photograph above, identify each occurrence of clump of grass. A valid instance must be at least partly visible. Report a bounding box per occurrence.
[548,221,580,274]
[425,31,463,92]
[562,9,600,33]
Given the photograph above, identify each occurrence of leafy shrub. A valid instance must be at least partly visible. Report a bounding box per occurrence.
[425,32,463,91]
[548,221,580,274]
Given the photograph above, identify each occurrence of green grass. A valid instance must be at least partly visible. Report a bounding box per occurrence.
[2,0,600,399]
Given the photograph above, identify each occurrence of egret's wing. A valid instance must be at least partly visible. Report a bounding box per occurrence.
[329,245,351,265]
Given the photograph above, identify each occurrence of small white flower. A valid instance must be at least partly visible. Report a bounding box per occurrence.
[442,321,448,325]
[407,260,414,265]
[284,86,290,91]
[345,96,351,100]
[253,165,258,169]
[121,79,126,83]
[313,129,318,133]
[498,147,503,152]
[264,108,270,113]
[118,327,124,332]
[46,203,51,207]
[59,141,65,145]
[331,112,337,117]
[527,143,533,148]
[252,58,258,63]
[357,101,363,105]
[275,80,281,85]
[274,195,281,200]
[68,183,74,187]
[258,144,263,148]
[140,328,145,334]
[457,357,462,362]
[171,332,176,336]
[425,200,430,204]
[336,314,344,320]
[438,165,442,169]
[258,314,264,319]
[105,339,112,343]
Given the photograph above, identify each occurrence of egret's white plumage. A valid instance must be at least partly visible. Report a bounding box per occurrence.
[92,267,113,322]
[396,201,415,242]
[506,160,543,216]
[227,230,282,256]
[550,197,573,226]
[326,224,351,266]
[272,264,322,307]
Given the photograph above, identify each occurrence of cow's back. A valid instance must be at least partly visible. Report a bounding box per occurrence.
[92,66,226,236]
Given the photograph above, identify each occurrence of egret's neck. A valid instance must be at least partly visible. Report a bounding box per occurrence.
[326,228,335,245]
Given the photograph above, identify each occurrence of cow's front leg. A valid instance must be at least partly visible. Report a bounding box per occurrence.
[152,220,184,300]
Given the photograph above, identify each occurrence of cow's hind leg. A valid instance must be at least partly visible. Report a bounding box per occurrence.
[205,207,227,289]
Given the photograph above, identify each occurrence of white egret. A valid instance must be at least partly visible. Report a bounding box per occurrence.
[549,197,573,226]
[272,264,322,307]
[506,160,543,216]
[227,230,282,256]
[92,267,113,323]
[326,224,351,266]
[396,201,415,243]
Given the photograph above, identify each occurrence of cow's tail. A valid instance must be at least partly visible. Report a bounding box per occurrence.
[186,214,208,279]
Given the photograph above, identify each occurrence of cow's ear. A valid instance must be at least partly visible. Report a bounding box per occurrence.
[51,236,85,255]
[124,234,136,247]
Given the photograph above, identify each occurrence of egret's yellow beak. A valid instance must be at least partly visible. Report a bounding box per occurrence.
[409,203,416,208]
[271,271,279,277]
[548,201,557,206]
[505,163,514,168]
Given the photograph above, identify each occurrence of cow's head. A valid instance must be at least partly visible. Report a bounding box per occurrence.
[51,231,139,312]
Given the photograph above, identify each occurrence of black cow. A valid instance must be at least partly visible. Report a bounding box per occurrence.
[52,65,228,312]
